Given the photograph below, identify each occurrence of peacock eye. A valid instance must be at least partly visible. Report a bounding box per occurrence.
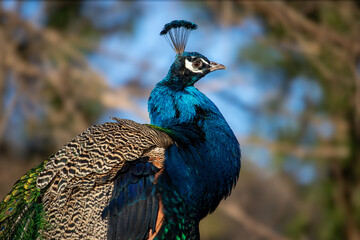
[192,59,202,69]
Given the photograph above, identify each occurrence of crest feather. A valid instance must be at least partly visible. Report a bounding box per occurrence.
[160,20,198,54]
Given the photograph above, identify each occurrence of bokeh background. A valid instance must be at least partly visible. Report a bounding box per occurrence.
[1,1,360,240]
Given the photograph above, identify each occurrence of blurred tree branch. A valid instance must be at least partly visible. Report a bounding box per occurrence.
[205,1,360,239]
[240,137,348,160]
[221,202,290,240]
[241,1,360,56]
[0,7,106,150]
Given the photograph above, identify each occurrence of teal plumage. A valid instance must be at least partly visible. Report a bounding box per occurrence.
[160,20,198,35]
[0,20,241,240]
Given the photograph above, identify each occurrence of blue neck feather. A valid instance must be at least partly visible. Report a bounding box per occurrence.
[148,52,241,239]
[149,58,240,204]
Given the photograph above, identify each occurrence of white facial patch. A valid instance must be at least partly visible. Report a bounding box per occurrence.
[200,58,210,65]
[185,59,208,73]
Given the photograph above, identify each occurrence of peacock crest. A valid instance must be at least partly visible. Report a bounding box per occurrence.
[160,20,198,54]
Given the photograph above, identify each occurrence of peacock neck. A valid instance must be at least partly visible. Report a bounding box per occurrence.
[148,80,241,236]
[148,79,223,128]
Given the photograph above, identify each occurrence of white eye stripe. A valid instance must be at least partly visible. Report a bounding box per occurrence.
[185,59,203,73]
[200,58,209,65]
[190,57,210,65]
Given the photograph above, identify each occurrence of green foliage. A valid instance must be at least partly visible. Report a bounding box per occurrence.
[240,43,282,71]
[46,2,83,30]
[319,4,349,33]
[285,212,309,240]
[317,179,345,240]
[238,2,360,239]
[240,41,316,80]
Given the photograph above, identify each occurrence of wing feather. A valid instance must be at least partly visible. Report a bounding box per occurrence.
[1,118,172,239]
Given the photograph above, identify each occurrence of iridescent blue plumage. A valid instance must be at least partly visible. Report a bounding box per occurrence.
[147,20,241,239]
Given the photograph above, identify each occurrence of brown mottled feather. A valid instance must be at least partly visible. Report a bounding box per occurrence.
[35,118,172,239]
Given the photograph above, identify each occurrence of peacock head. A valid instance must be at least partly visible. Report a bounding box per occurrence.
[161,20,226,86]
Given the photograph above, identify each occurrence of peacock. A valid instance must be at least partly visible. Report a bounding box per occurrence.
[0,20,241,240]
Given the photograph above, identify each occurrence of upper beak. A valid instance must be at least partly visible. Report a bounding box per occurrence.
[209,61,226,72]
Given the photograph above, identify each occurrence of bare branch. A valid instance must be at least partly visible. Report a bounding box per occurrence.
[239,137,348,159]
[220,202,291,240]
[240,1,360,56]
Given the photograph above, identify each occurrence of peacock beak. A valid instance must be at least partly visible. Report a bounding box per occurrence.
[209,61,226,72]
